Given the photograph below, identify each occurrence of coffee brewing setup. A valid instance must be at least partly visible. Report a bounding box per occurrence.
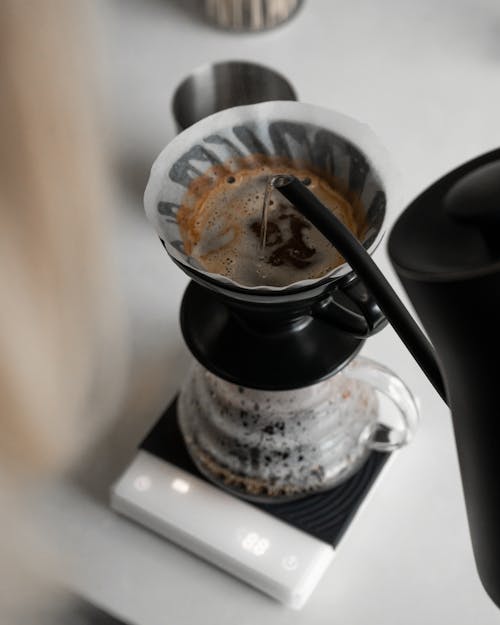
[112,94,500,608]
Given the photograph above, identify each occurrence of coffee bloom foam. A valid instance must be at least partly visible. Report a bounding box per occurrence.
[177,160,363,287]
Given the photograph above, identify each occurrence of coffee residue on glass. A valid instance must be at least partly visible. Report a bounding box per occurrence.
[176,155,364,287]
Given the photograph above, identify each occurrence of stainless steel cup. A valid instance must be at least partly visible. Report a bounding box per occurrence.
[203,0,304,32]
[172,60,297,131]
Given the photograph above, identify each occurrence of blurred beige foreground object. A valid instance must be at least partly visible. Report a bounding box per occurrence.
[0,1,125,623]
[204,0,304,31]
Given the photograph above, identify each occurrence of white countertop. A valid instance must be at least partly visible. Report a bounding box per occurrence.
[39,1,500,623]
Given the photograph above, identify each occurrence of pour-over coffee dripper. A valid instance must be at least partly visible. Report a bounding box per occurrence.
[144,101,419,501]
[145,101,396,390]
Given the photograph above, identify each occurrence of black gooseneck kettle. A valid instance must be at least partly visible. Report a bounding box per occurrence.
[275,148,500,607]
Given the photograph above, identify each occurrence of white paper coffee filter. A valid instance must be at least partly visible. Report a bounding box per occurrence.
[144,101,399,291]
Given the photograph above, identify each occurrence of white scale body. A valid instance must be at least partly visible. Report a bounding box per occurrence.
[111,448,390,609]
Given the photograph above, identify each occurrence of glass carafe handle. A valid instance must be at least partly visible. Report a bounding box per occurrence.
[344,356,419,452]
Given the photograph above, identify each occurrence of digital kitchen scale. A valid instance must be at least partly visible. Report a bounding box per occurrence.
[111,397,390,610]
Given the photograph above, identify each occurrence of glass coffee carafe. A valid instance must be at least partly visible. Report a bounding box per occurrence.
[144,101,419,502]
[178,357,417,502]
